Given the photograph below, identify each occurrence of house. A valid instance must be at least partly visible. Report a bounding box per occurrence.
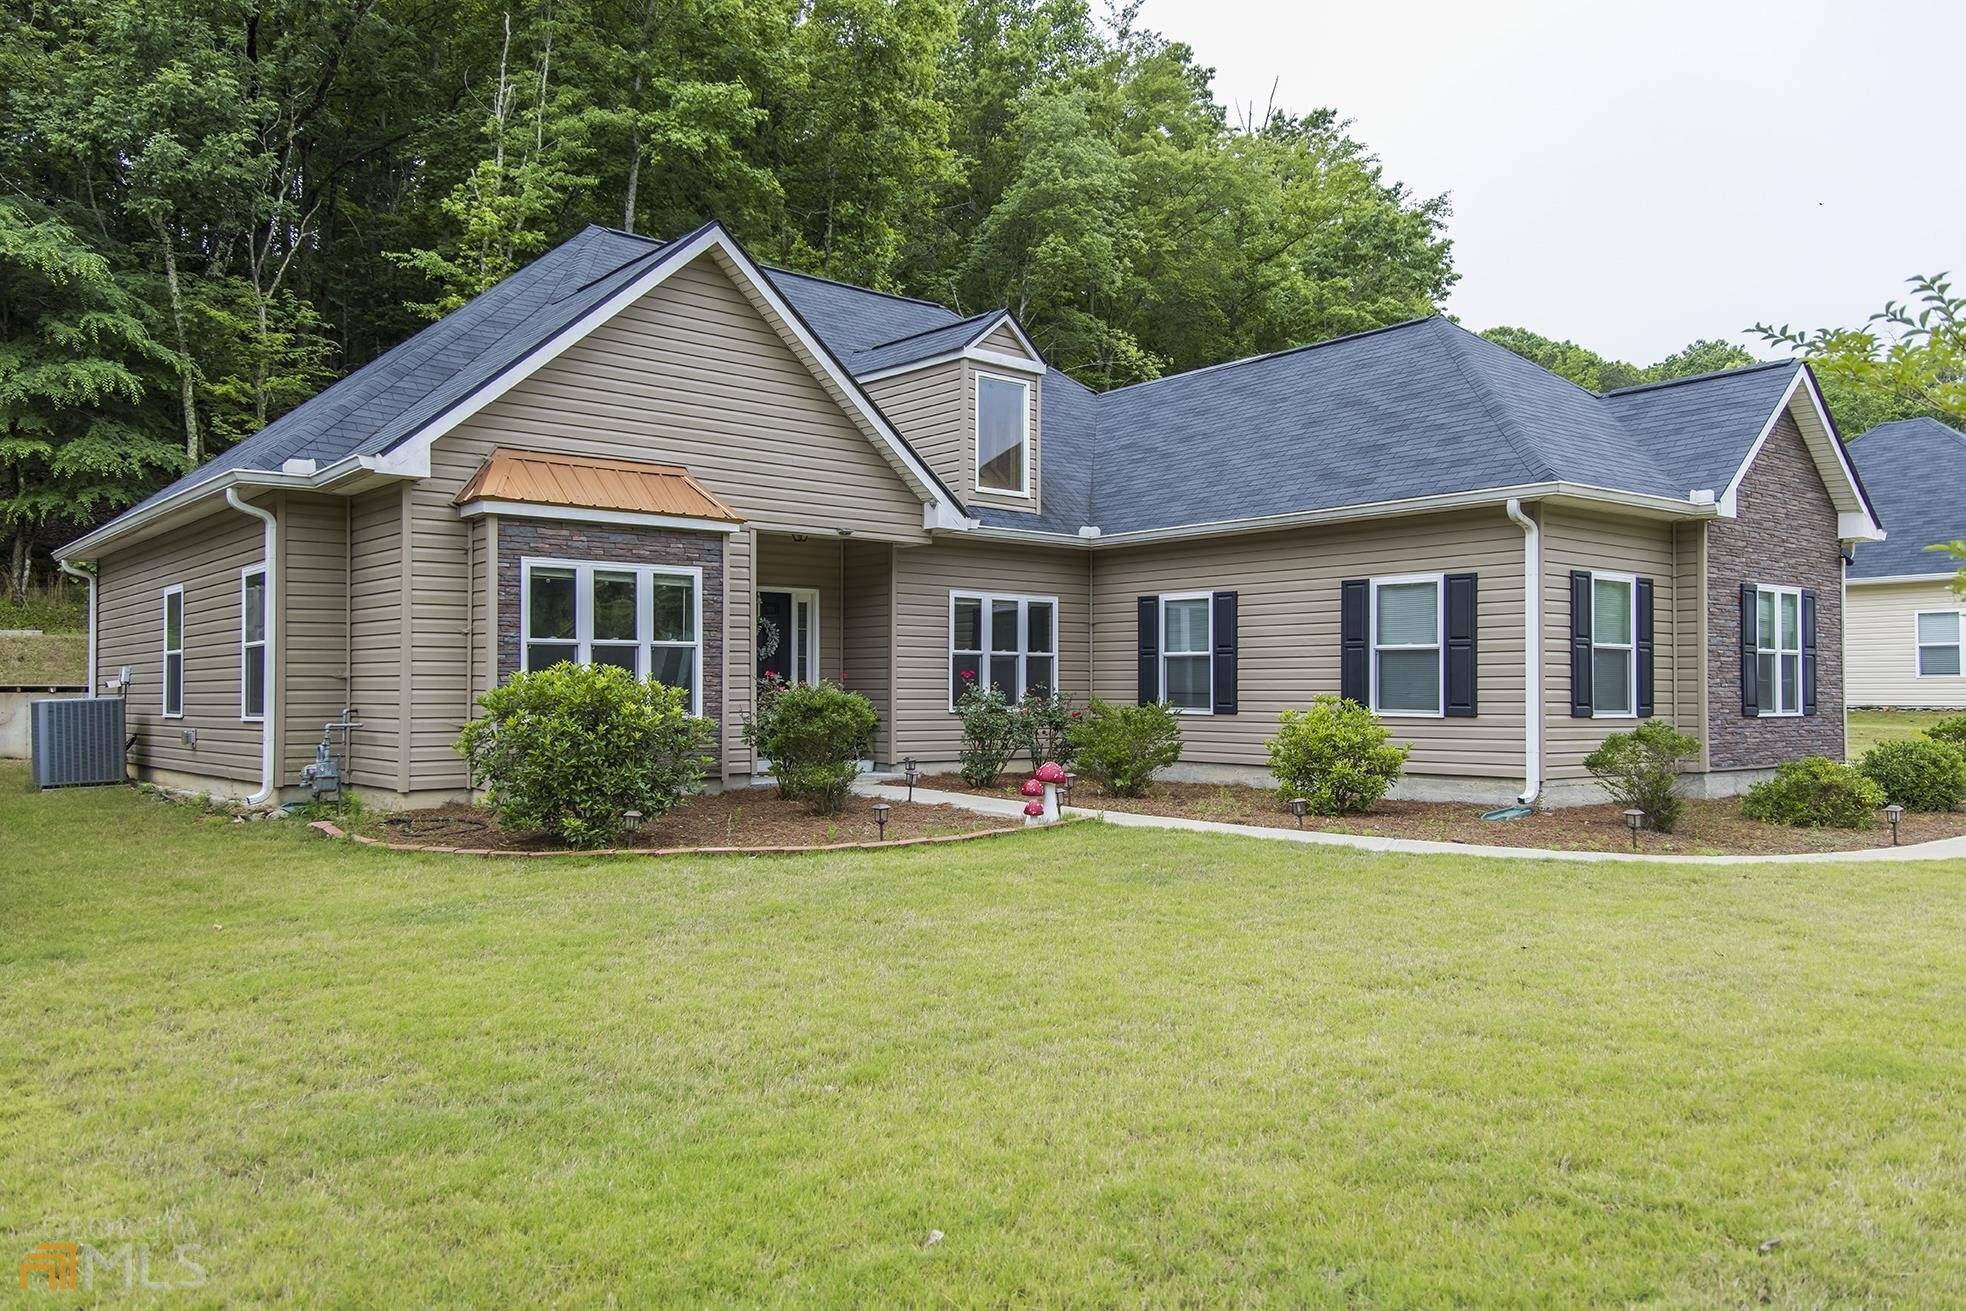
[1845,418,1965,708]
[57,221,1884,808]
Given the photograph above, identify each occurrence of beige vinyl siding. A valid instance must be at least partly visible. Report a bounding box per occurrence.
[97,505,265,783]
[842,540,895,760]
[891,540,1092,762]
[978,322,1034,358]
[278,493,350,783]
[1540,507,1693,780]
[346,486,403,789]
[864,359,966,500]
[756,533,845,682]
[1846,579,1966,708]
[1092,510,1526,777]
[404,253,936,786]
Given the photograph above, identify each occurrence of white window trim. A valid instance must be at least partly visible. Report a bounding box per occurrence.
[757,585,822,686]
[1157,592,1215,716]
[948,589,1059,711]
[1915,608,1965,679]
[517,557,704,714]
[1587,570,1639,720]
[161,584,185,720]
[973,371,1032,499]
[1369,573,1446,719]
[240,565,268,722]
[1754,582,1804,716]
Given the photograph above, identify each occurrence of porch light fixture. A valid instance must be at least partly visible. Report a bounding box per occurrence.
[1886,803,1903,846]
[1624,808,1644,850]
[872,802,891,840]
[1288,798,1309,828]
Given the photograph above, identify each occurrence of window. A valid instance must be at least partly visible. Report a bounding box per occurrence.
[520,558,701,712]
[1161,594,1213,713]
[1754,584,1803,715]
[1917,610,1963,677]
[950,591,1056,708]
[162,586,184,718]
[241,568,267,720]
[975,373,1030,495]
[1590,574,1636,717]
[1370,576,1443,716]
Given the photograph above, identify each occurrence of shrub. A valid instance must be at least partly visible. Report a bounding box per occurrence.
[1742,757,1883,829]
[744,680,876,814]
[457,662,715,847]
[1067,699,1183,797]
[1859,737,1966,811]
[1581,719,1700,833]
[1926,714,1966,750]
[954,683,1020,786]
[1266,695,1410,816]
[1013,691,1079,772]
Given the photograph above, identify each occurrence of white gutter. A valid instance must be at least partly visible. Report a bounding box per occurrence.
[1504,498,1542,808]
[56,559,97,693]
[1846,571,1959,586]
[226,488,278,807]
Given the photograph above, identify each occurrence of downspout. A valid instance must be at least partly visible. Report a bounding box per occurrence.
[226,488,278,806]
[56,559,96,693]
[1504,498,1541,807]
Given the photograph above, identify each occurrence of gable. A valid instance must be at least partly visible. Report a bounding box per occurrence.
[978,320,1036,360]
[432,254,932,541]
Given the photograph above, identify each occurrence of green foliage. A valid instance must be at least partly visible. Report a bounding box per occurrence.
[1265,694,1409,816]
[1582,719,1700,833]
[457,661,715,847]
[1754,272,1966,438]
[1480,327,1758,394]
[743,679,876,814]
[1742,757,1883,829]
[1927,714,1966,749]
[1066,699,1182,797]
[954,682,1020,786]
[1858,737,1966,812]
[1013,690,1078,772]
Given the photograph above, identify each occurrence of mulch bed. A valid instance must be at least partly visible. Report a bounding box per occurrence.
[360,787,1014,854]
[923,774,1966,856]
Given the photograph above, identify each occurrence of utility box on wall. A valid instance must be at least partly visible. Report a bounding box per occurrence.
[30,696,126,788]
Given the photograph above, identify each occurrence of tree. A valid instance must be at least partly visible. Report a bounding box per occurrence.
[0,202,186,597]
[1753,272,1966,437]
[1648,338,1754,382]
[1480,326,1645,391]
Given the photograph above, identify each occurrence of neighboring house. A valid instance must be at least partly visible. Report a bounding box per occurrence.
[1846,418,1966,708]
[58,221,1884,807]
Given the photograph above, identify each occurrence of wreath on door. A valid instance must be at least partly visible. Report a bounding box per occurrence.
[756,615,782,663]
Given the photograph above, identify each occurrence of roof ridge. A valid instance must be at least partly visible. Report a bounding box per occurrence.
[1099,316,1441,397]
[1601,358,1794,397]
[1427,318,1559,482]
[856,309,1000,353]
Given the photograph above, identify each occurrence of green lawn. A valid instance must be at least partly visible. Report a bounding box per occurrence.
[5,767,1965,1307]
[1849,707,1957,758]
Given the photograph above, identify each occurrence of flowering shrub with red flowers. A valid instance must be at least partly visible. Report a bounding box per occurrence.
[954,683,1020,786]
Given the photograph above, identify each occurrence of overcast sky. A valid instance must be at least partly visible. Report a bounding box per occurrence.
[1141,0,1965,364]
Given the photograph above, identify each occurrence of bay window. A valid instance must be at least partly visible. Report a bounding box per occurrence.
[951,591,1056,707]
[521,558,701,711]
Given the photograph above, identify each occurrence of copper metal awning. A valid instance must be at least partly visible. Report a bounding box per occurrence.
[453,449,743,524]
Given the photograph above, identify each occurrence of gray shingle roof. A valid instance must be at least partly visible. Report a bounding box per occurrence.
[94,223,1830,548]
[1846,418,1966,579]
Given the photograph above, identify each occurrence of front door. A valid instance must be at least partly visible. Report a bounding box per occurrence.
[757,589,817,686]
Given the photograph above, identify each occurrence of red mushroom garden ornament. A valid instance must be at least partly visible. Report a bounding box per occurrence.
[1021,766,1064,825]
[1023,799,1047,820]
[1035,761,1067,784]
[1020,777,1044,797]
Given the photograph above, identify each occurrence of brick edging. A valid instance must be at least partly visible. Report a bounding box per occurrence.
[306,816,1083,858]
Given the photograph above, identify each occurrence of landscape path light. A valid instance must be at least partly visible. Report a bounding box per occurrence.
[1624,808,1644,851]
[1288,798,1309,829]
[1886,803,1903,846]
[872,802,891,840]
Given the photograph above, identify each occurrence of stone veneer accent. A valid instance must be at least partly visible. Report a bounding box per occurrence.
[1705,413,1846,768]
[495,517,726,729]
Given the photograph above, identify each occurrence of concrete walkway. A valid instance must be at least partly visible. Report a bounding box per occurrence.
[855,779,1966,866]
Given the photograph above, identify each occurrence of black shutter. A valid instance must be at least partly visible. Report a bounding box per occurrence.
[1136,596,1159,705]
[1569,571,1593,717]
[1739,584,1759,716]
[1635,577,1655,719]
[1444,572,1477,717]
[1801,588,1818,715]
[1340,579,1368,704]
[1210,591,1238,715]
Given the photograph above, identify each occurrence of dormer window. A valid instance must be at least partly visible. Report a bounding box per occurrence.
[975,373,1030,495]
